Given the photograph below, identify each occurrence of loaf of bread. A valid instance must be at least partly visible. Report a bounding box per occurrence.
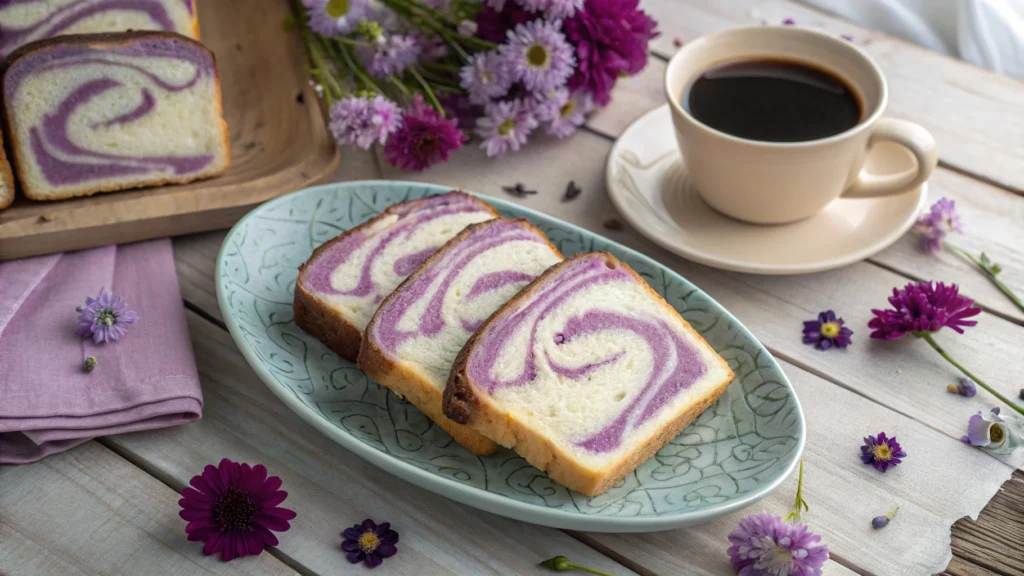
[359,218,563,455]
[0,0,199,58]
[2,32,230,201]
[444,252,735,496]
[294,192,499,362]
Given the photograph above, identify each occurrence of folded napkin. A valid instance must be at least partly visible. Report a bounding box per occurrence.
[0,239,202,464]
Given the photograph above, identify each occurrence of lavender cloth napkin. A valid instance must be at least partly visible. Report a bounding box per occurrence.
[0,239,202,464]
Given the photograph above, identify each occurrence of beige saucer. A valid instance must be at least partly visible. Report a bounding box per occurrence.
[606,105,928,275]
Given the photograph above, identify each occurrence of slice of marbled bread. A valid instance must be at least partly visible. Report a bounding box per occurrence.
[294,192,499,363]
[0,0,199,58]
[0,141,14,210]
[359,218,563,456]
[2,32,229,201]
[445,252,735,496]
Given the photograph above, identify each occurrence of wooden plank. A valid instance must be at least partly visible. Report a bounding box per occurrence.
[944,472,1024,576]
[577,356,1014,576]
[585,53,1024,325]
[639,0,1024,194]
[103,311,637,576]
[0,0,340,261]
[0,441,298,576]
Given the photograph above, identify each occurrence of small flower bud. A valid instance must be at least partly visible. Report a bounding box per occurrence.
[947,378,977,397]
[871,516,889,529]
[540,556,572,571]
[83,356,97,373]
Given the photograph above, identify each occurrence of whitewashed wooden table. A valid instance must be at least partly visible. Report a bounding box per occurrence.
[2,2,1023,575]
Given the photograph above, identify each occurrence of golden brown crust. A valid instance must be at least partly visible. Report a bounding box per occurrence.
[293,191,498,363]
[188,1,201,39]
[358,217,562,456]
[2,31,229,202]
[0,140,14,210]
[445,251,735,496]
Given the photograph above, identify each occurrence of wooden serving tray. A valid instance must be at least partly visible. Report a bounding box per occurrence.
[0,0,340,261]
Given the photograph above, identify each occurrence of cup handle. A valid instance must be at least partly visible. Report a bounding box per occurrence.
[841,118,938,198]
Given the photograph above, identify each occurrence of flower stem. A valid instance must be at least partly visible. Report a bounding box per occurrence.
[335,40,383,95]
[539,556,615,576]
[945,242,1024,314]
[919,333,1024,416]
[409,67,444,115]
[784,460,809,523]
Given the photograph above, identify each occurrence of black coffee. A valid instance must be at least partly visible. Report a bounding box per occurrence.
[685,59,861,142]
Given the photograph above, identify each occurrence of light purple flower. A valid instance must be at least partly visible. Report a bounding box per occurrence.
[545,0,584,19]
[962,408,1021,453]
[546,89,592,138]
[476,99,539,157]
[76,288,138,344]
[727,513,829,576]
[306,0,368,36]
[458,19,478,37]
[947,378,978,397]
[328,95,402,149]
[460,52,512,104]
[914,197,963,253]
[868,281,981,340]
[358,34,420,78]
[501,19,575,93]
[530,87,568,122]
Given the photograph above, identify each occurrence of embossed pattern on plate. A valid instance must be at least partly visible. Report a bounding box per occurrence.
[216,180,804,531]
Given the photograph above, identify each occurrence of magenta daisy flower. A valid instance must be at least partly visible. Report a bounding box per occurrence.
[75,288,138,343]
[546,89,593,138]
[329,95,402,149]
[860,432,906,472]
[564,0,658,105]
[913,197,963,253]
[801,310,853,350]
[727,513,829,576]
[179,459,296,561]
[460,51,513,104]
[475,2,535,43]
[501,19,575,93]
[306,0,368,36]
[384,94,467,171]
[342,519,399,568]
[476,99,539,157]
[358,34,420,78]
[868,281,981,340]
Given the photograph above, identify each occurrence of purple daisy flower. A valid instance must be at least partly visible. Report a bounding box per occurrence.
[501,19,575,93]
[531,87,569,122]
[868,281,981,340]
[860,432,906,472]
[75,288,138,343]
[913,197,963,253]
[342,519,399,568]
[328,95,402,149]
[564,0,658,106]
[460,51,513,104]
[306,0,368,36]
[384,94,467,171]
[178,458,296,561]
[962,408,1021,453]
[727,513,829,576]
[358,34,420,78]
[476,99,539,157]
[546,0,585,19]
[546,89,593,138]
[801,310,853,350]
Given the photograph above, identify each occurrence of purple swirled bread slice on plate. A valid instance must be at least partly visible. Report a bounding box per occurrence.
[0,141,13,210]
[445,251,735,496]
[359,218,564,456]
[294,191,499,362]
[0,0,200,58]
[2,31,229,201]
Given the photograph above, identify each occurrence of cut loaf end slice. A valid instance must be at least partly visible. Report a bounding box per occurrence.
[3,32,230,201]
[0,0,200,58]
[359,218,564,456]
[445,252,735,496]
[294,191,499,362]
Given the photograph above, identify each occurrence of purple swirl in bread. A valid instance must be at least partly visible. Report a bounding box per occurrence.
[445,252,734,495]
[0,0,198,57]
[2,32,229,200]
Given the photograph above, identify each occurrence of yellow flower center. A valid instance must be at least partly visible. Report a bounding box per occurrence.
[990,425,1005,444]
[820,321,841,338]
[358,532,381,553]
[326,0,350,18]
[559,101,575,118]
[526,44,550,68]
[97,309,116,327]
[498,119,515,137]
[873,443,893,461]
[753,537,794,573]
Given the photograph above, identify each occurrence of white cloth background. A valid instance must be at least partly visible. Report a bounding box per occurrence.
[799,0,1024,79]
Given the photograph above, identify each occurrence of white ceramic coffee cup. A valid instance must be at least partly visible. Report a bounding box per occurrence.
[665,26,937,225]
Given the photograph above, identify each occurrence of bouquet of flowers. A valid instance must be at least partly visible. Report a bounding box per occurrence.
[294,0,658,170]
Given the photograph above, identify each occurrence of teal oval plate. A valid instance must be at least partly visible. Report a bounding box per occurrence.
[216,181,804,532]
